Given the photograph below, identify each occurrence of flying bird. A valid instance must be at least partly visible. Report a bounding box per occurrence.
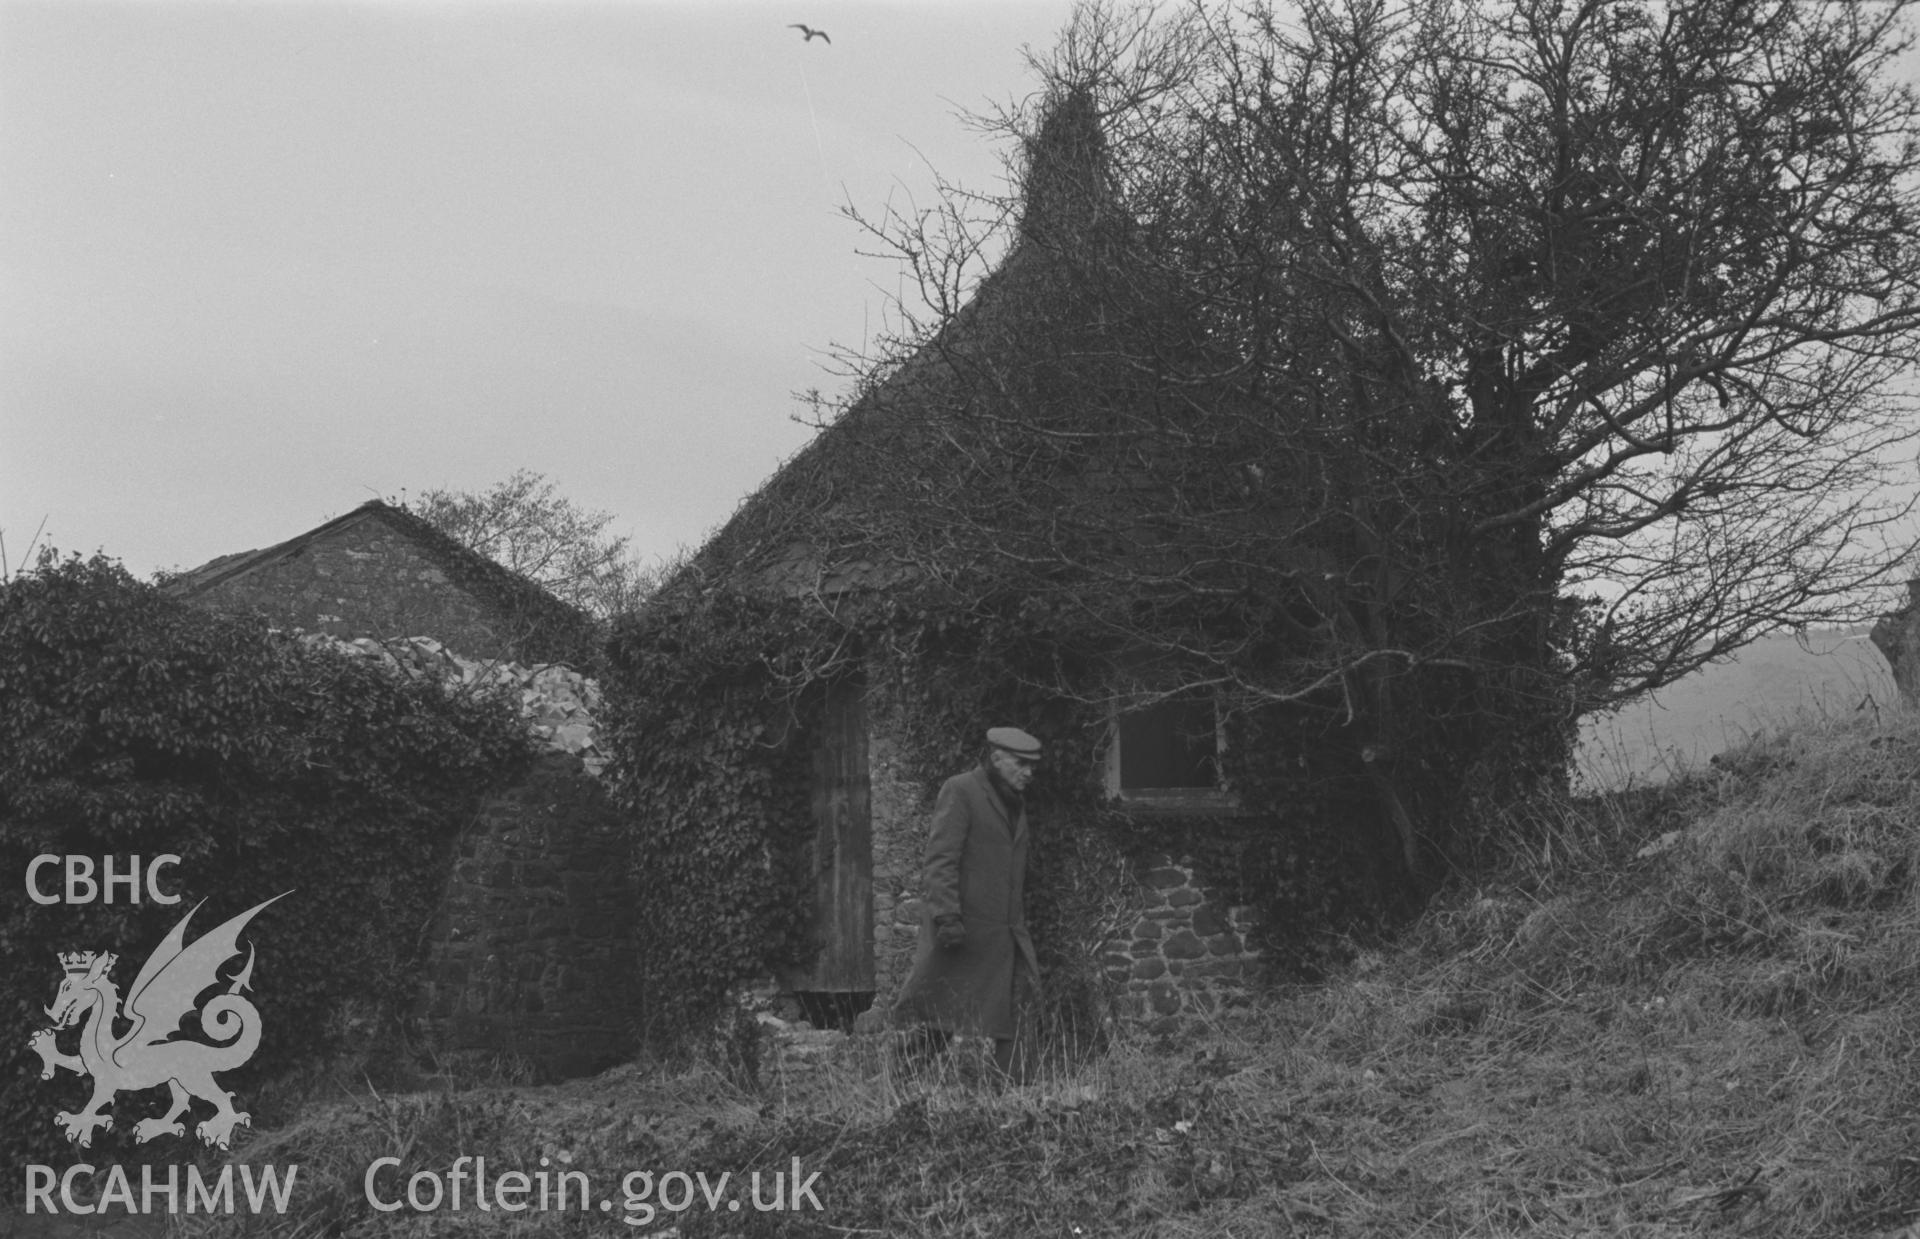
[789,23,830,43]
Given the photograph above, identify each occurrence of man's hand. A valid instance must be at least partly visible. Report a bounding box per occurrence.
[934,913,966,950]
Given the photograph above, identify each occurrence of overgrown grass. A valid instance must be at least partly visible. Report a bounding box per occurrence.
[192,706,1920,1237]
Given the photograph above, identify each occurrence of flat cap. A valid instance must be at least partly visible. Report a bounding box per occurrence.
[986,726,1042,759]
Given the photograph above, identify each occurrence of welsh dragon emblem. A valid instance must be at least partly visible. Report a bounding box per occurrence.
[28,893,287,1151]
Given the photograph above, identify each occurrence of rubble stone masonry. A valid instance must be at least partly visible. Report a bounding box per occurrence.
[857,715,1268,1033]
[1100,853,1262,1034]
[869,732,932,1009]
[186,511,527,662]
[414,753,640,1081]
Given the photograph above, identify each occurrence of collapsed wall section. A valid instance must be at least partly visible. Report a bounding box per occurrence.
[311,634,636,1079]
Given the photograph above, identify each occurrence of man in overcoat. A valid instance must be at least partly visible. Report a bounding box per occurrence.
[893,726,1042,1079]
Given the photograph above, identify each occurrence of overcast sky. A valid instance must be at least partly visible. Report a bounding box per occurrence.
[0,0,1078,578]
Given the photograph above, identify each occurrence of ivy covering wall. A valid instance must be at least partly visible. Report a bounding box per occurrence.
[0,555,532,1176]
[602,582,1417,1051]
[602,593,825,1048]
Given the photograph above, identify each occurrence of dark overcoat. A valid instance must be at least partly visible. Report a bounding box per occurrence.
[892,765,1039,1039]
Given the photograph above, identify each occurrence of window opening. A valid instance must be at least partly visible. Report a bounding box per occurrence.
[1114,693,1220,792]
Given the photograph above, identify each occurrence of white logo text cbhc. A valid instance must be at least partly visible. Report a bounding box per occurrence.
[27,855,181,905]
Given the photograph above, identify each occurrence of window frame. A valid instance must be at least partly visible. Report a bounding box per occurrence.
[1103,689,1240,812]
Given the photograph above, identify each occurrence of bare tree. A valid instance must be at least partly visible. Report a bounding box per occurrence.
[805,0,1920,866]
[407,470,660,620]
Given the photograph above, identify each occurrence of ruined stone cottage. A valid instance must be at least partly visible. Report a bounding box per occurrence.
[170,501,636,1080]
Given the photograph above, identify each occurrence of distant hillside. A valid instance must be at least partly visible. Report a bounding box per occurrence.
[1576,628,1896,790]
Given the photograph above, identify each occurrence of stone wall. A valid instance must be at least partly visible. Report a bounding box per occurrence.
[178,540,632,1080]
[414,753,640,1081]
[304,633,608,775]
[300,637,631,1081]
[1099,853,1262,1034]
[855,710,1269,1034]
[186,511,530,663]
[868,730,931,1010]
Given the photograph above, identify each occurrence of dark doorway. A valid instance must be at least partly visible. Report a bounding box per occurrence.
[793,990,874,1032]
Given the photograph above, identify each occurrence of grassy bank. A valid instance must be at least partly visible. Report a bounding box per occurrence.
[194,706,1920,1238]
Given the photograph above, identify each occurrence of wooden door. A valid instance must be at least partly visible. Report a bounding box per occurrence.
[785,678,874,993]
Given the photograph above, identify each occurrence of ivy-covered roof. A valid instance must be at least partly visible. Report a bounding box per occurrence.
[663,89,1133,608]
